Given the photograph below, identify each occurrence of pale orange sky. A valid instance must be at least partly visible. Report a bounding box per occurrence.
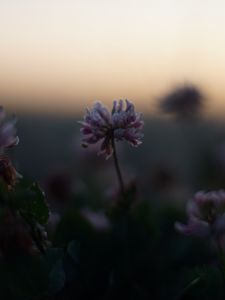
[0,0,225,115]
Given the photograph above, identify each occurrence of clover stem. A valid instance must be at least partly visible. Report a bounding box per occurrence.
[111,137,125,197]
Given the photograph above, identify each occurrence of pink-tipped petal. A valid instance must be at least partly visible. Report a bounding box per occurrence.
[175,219,210,238]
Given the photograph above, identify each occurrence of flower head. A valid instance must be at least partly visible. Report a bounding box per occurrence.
[0,107,20,188]
[175,190,225,239]
[79,100,143,159]
[0,107,19,153]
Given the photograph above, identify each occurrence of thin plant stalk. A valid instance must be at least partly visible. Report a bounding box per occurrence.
[111,136,125,197]
[174,277,201,300]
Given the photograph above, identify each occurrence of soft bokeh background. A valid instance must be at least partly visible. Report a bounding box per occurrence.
[0,0,224,186]
[2,2,225,299]
[0,0,225,116]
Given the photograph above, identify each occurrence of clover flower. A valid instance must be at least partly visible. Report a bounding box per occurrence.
[79,100,143,159]
[175,190,225,239]
[0,107,19,153]
[0,107,20,188]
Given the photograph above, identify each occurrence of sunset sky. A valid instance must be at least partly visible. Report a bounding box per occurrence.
[0,0,225,115]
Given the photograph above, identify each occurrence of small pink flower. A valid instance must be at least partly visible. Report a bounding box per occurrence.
[175,190,225,239]
[0,107,19,153]
[79,100,143,159]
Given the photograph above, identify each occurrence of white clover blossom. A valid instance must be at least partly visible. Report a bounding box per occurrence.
[0,107,19,153]
[175,190,225,239]
[79,100,144,159]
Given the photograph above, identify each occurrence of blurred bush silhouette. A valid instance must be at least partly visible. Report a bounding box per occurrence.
[159,84,203,119]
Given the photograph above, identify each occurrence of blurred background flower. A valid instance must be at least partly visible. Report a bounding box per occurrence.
[0,107,19,153]
[175,190,225,240]
[159,85,203,119]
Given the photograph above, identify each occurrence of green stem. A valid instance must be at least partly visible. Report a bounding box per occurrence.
[174,277,201,300]
[111,137,125,197]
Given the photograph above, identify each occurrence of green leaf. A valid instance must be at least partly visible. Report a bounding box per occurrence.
[19,182,49,225]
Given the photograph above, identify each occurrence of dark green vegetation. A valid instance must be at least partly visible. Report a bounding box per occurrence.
[2,113,225,299]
